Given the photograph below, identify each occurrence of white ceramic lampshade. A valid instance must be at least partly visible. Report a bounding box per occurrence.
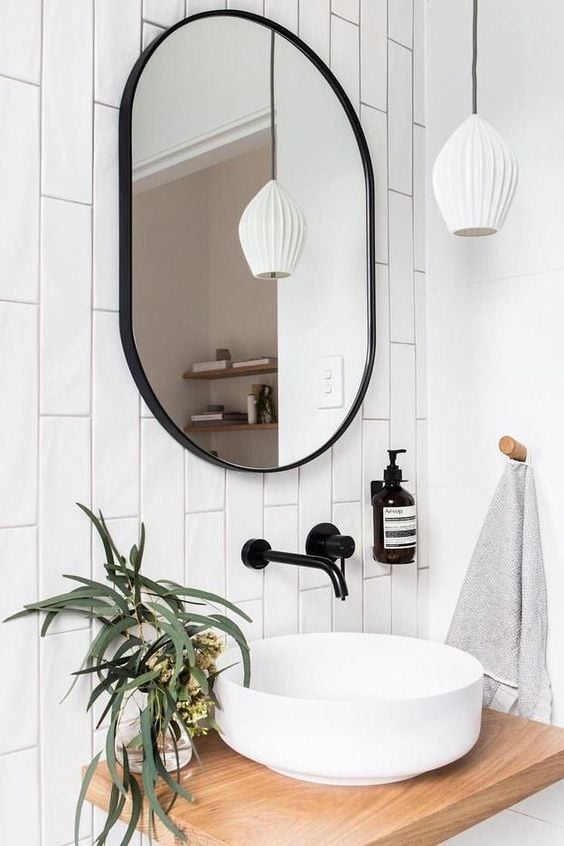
[432,114,518,237]
[239,179,307,279]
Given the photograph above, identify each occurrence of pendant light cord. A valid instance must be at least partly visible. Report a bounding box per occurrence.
[270,30,277,180]
[472,0,478,113]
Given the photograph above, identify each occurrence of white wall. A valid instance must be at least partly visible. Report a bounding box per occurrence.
[427,0,564,841]
[0,2,425,845]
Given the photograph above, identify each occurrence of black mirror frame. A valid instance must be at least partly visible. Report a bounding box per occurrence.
[119,9,376,474]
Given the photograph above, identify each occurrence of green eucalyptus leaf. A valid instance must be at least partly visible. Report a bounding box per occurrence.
[74,751,102,846]
[140,709,187,843]
[163,586,253,622]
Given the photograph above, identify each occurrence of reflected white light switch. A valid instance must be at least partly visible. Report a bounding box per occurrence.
[317,355,344,408]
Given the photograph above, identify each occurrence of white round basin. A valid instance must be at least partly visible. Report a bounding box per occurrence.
[215,632,483,785]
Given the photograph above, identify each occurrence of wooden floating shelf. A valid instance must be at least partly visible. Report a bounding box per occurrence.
[183,364,278,380]
[184,423,278,434]
[85,710,564,846]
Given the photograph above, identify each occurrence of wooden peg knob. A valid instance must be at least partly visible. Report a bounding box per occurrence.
[499,435,527,462]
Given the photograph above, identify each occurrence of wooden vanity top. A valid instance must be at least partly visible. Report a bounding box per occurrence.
[85,710,564,846]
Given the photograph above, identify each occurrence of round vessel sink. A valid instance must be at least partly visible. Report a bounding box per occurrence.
[215,632,483,786]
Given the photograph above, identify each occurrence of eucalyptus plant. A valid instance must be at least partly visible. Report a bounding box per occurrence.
[6,504,251,845]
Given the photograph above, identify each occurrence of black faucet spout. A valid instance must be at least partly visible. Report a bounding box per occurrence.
[241,539,349,600]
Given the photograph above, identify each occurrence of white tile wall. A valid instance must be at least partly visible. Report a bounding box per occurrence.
[40,198,92,415]
[0,77,40,302]
[1,2,425,844]
[427,0,564,841]
[42,0,93,204]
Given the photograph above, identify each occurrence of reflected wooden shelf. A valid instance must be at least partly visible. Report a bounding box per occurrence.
[183,363,278,381]
[85,710,564,846]
[184,423,278,434]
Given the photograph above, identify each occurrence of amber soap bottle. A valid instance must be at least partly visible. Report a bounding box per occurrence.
[372,449,416,565]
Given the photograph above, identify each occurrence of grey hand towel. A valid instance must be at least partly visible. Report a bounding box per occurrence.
[446,459,552,722]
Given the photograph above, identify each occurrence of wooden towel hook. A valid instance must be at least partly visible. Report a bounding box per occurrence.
[499,435,527,462]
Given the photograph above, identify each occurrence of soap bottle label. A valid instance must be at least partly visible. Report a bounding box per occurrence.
[383,505,417,549]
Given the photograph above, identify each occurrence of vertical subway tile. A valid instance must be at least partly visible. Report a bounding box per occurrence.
[41,629,92,846]
[417,566,429,638]
[42,0,93,203]
[364,575,391,633]
[361,104,388,264]
[265,0,298,31]
[187,0,227,11]
[186,511,226,595]
[227,0,264,12]
[363,264,390,419]
[0,78,39,302]
[264,469,299,506]
[413,0,425,125]
[0,303,38,527]
[299,0,330,64]
[416,419,429,569]
[390,342,416,482]
[0,749,40,846]
[0,528,38,754]
[333,501,363,631]
[360,0,387,112]
[264,505,299,637]
[413,123,426,271]
[93,311,140,517]
[93,104,120,311]
[40,198,92,415]
[39,418,91,629]
[332,414,362,502]
[388,0,413,48]
[95,0,141,107]
[225,471,264,601]
[332,0,359,24]
[235,597,264,642]
[391,560,418,636]
[300,587,333,633]
[0,0,41,83]
[330,14,360,110]
[186,451,225,512]
[415,270,427,418]
[388,40,412,195]
[389,190,414,342]
[298,450,332,588]
[143,0,184,25]
[143,21,165,48]
[361,419,389,577]
[141,418,185,582]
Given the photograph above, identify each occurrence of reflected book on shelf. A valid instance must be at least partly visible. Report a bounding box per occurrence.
[190,412,247,423]
[192,360,231,372]
[232,357,277,368]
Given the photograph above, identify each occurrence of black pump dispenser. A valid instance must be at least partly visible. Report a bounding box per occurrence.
[384,449,406,483]
[371,449,416,565]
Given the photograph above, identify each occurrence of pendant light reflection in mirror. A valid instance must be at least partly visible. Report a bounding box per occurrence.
[432,0,518,237]
[239,31,307,278]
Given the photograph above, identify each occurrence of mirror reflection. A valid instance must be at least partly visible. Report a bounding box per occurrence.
[130,15,371,469]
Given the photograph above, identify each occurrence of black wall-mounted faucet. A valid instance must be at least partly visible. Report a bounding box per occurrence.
[241,523,355,601]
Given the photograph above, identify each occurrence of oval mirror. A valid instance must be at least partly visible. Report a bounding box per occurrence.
[120,10,375,472]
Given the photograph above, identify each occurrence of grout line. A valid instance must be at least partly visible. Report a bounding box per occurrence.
[361,100,386,116]
[388,35,412,51]
[330,10,360,27]
[41,192,92,208]
[0,71,40,87]
[389,187,413,199]
[0,743,40,760]
[0,296,39,306]
[37,0,45,841]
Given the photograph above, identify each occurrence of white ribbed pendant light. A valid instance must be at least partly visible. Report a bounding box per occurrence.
[239,179,307,279]
[239,31,307,278]
[432,0,518,237]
